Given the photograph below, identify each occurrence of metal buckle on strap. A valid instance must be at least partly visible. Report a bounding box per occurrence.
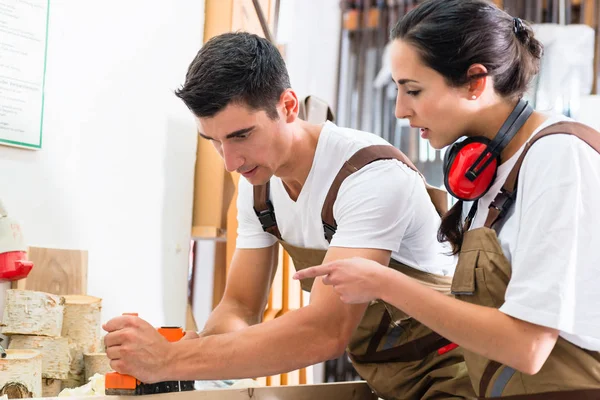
[489,188,516,220]
[254,200,277,230]
[323,221,337,243]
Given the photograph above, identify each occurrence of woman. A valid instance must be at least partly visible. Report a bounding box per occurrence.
[294,0,600,397]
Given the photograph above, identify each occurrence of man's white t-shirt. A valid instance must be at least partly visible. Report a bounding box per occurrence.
[469,114,600,350]
[236,121,457,276]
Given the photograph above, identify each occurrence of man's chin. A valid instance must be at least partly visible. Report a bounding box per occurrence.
[240,169,271,186]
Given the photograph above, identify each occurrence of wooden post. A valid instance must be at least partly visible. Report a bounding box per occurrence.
[1,290,64,337]
[61,295,102,388]
[83,353,112,381]
[0,349,42,398]
[8,335,70,379]
[42,378,62,398]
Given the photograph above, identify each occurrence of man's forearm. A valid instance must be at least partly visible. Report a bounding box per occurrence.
[169,305,346,380]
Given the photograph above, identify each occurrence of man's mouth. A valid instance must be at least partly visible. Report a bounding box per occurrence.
[239,166,258,177]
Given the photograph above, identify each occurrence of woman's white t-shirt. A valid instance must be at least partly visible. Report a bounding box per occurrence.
[469,115,600,350]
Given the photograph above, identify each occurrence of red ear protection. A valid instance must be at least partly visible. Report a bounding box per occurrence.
[443,99,533,201]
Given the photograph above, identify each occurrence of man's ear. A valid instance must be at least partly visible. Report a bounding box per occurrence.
[280,89,299,122]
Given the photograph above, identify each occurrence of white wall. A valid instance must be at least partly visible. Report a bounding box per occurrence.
[279,0,341,108]
[0,0,205,326]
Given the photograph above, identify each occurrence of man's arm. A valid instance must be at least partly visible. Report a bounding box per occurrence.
[167,247,391,381]
[199,245,279,336]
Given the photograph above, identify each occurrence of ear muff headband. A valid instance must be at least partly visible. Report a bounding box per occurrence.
[443,99,534,201]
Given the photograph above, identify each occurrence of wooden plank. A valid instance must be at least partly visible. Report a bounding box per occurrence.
[225,173,240,275]
[191,140,235,235]
[204,0,234,40]
[211,242,228,309]
[584,0,596,25]
[11,247,87,295]
[232,0,273,39]
[191,226,226,240]
[40,381,376,400]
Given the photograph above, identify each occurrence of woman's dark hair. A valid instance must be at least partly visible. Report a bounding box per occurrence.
[391,0,543,253]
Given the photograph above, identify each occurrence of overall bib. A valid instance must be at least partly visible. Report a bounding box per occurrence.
[451,122,600,399]
[254,145,475,399]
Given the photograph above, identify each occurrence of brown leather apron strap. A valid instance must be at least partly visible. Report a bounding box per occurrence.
[485,121,600,228]
[479,389,600,399]
[350,331,452,364]
[365,306,392,356]
[321,145,419,242]
[479,360,503,396]
[253,182,282,240]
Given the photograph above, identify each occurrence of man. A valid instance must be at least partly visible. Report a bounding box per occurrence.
[103,32,474,399]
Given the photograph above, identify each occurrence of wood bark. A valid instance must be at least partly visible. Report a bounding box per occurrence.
[1,290,64,337]
[83,353,112,381]
[0,349,42,398]
[61,295,102,388]
[8,335,70,379]
[42,378,62,397]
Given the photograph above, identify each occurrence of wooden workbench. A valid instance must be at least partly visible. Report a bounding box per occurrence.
[38,382,377,400]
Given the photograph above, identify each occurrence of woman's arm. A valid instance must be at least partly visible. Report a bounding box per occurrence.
[295,259,559,374]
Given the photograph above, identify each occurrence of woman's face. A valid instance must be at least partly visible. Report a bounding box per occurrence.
[390,39,472,150]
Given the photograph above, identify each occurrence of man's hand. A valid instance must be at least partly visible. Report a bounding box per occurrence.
[294,257,387,304]
[103,315,174,383]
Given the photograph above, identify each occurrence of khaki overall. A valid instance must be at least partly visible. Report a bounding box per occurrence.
[452,122,600,399]
[254,145,475,399]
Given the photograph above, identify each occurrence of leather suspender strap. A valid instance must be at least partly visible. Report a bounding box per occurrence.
[485,122,600,228]
[253,182,282,240]
[253,145,423,242]
[322,145,419,243]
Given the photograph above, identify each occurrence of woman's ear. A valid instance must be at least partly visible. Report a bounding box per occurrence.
[465,63,488,100]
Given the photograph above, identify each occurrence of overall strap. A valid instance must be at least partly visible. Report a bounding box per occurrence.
[485,122,600,228]
[322,145,420,243]
[253,182,282,240]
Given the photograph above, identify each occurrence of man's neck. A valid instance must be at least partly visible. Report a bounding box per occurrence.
[276,120,324,201]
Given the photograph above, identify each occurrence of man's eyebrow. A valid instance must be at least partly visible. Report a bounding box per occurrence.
[225,126,255,139]
[198,126,255,141]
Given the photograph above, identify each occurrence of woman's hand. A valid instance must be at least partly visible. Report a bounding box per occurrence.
[293,257,388,304]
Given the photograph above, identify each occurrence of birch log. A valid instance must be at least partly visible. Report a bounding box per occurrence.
[42,378,62,397]
[83,353,112,381]
[1,290,64,336]
[8,335,70,379]
[0,349,42,398]
[61,295,102,388]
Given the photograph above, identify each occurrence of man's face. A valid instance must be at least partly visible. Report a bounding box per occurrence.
[196,102,284,185]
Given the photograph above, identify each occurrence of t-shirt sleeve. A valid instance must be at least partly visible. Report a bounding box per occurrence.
[329,159,417,251]
[235,178,278,249]
[499,135,600,337]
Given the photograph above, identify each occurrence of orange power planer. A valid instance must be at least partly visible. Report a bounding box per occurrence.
[105,314,194,395]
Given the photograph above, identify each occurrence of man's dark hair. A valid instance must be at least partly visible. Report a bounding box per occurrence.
[175,32,291,119]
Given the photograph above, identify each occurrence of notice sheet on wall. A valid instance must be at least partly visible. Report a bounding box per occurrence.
[0,0,49,149]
